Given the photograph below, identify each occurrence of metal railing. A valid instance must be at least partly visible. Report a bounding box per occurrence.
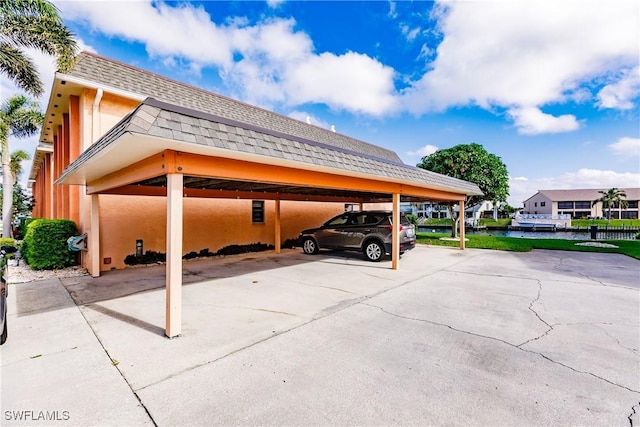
[588,225,639,240]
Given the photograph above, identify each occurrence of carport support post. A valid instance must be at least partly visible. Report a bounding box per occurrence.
[392,193,400,270]
[459,200,466,250]
[165,173,183,338]
[274,199,281,254]
[89,194,100,277]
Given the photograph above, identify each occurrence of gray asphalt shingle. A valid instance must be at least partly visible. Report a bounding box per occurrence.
[59,97,483,197]
[68,52,402,164]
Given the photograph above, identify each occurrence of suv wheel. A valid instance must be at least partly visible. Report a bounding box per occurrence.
[302,237,319,255]
[363,240,384,262]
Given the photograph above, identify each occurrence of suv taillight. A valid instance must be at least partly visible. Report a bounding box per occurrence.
[384,225,403,231]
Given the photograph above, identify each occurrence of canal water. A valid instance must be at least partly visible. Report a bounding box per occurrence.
[417,226,637,240]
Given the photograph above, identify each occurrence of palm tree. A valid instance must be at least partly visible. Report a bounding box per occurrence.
[0,0,78,96]
[592,188,628,222]
[1,95,43,237]
[10,149,30,179]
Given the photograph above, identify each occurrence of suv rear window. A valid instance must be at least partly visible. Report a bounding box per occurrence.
[325,213,351,226]
[365,213,387,225]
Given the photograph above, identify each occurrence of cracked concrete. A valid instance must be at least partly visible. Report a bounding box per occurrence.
[2,246,639,426]
[517,279,554,347]
[630,401,640,426]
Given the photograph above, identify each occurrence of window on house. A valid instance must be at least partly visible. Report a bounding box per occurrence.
[574,201,591,209]
[534,202,538,207]
[628,201,638,209]
[252,200,265,223]
[540,202,546,207]
[558,201,573,209]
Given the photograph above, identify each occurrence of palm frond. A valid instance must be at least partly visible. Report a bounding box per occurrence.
[1,0,61,19]
[10,149,30,179]
[0,94,43,140]
[0,43,43,96]
[8,108,43,138]
[1,15,78,71]
[0,0,78,93]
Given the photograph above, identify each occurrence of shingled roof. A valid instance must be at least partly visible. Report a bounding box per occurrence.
[58,97,483,197]
[535,188,640,201]
[64,51,401,163]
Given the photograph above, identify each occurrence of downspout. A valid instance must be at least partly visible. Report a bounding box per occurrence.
[49,154,54,217]
[92,88,103,144]
[88,88,103,277]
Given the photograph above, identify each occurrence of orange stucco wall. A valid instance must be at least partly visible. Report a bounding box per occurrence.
[97,195,344,271]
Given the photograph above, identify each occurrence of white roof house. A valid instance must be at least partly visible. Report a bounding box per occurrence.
[522,188,640,219]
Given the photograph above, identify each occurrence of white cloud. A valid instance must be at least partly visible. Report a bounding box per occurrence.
[609,137,640,158]
[407,144,438,158]
[266,0,286,8]
[56,1,397,116]
[401,25,420,42]
[41,1,639,132]
[597,66,640,110]
[284,51,397,116]
[507,107,582,135]
[402,1,640,134]
[388,1,398,19]
[58,1,235,67]
[508,169,640,206]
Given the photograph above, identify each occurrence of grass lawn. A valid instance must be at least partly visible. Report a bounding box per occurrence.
[419,218,640,228]
[416,232,640,260]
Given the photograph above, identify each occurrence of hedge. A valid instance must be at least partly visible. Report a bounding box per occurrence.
[22,219,78,270]
[0,238,16,250]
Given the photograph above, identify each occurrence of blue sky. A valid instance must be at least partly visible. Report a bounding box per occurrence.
[2,0,639,206]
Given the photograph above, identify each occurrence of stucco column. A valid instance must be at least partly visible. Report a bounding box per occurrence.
[89,194,100,277]
[392,193,400,270]
[166,173,183,338]
[274,199,281,254]
[459,200,466,250]
[68,96,81,226]
[49,154,54,218]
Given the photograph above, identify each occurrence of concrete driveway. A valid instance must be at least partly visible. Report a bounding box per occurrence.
[1,246,639,426]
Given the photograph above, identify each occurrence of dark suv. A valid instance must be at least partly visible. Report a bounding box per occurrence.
[1,245,17,345]
[299,210,416,262]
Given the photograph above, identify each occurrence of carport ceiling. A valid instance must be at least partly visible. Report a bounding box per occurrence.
[127,175,400,203]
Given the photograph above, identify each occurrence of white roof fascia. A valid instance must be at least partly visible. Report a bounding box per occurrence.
[55,73,147,103]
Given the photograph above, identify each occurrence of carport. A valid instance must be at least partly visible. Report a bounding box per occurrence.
[56,97,482,338]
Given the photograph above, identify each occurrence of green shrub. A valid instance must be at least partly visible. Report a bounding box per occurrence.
[19,217,37,240]
[215,242,274,256]
[0,238,16,249]
[282,238,299,249]
[124,242,279,265]
[183,251,199,260]
[22,219,78,270]
[198,248,215,257]
[124,250,166,266]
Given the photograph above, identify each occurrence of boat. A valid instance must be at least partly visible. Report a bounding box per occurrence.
[516,222,557,230]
